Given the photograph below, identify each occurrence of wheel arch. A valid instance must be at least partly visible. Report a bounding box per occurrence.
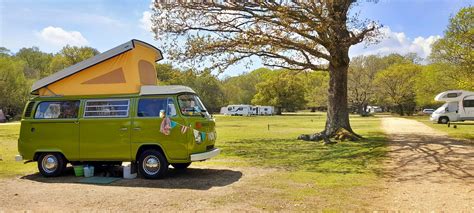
[135,144,169,162]
[33,150,68,161]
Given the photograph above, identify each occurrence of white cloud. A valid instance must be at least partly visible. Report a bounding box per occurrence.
[350,27,441,60]
[37,26,89,47]
[140,11,153,32]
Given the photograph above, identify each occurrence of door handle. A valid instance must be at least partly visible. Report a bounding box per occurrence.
[133,127,141,131]
[119,127,128,131]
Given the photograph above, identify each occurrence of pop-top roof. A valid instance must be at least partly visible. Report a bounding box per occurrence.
[31,39,163,94]
[139,85,196,96]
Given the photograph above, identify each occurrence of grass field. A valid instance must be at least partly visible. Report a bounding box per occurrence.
[409,115,474,141]
[0,115,388,210]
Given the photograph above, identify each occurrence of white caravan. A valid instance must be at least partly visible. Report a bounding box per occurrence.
[225,105,253,116]
[430,90,474,124]
[366,106,382,113]
[251,106,274,115]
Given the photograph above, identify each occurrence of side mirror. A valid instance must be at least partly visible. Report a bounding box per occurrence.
[445,107,449,112]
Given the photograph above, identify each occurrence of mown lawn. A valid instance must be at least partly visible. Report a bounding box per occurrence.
[0,115,388,210]
[0,123,37,178]
[410,115,474,141]
[195,114,388,209]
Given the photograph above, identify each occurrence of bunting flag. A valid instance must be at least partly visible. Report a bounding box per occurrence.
[193,129,202,144]
[159,117,215,144]
[170,121,177,129]
[181,125,188,134]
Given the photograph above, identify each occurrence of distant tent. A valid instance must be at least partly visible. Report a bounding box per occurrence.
[0,109,6,123]
[31,39,163,96]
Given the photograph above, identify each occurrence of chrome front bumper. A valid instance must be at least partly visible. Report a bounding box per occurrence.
[190,148,220,162]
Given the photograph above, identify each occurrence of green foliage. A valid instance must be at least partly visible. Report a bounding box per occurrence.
[374,63,422,115]
[0,57,31,119]
[348,53,420,114]
[0,47,12,57]
[47,46,100,77]
[302,71,328,110]
[156,64,226,113]
[252,71,307,114]
[58,45,99,65]
[222,68,272,105]
[430,6,474,90]
[15,47,53,79]
[414,64,454,107]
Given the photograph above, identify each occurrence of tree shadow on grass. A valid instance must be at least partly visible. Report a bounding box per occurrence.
[220,135,387,176]
[21,167,242,190]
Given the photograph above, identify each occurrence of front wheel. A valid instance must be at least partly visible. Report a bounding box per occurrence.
[138,150,168,179]
[171,163,191,170]
[37,153,67,177]
[439,117,449,124]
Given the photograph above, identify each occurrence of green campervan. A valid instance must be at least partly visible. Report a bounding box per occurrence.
[16,40,219,179]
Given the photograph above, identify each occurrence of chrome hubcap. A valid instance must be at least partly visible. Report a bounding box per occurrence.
[143,156,160,175]
[42,154,58,173]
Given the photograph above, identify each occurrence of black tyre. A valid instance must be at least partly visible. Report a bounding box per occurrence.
[37,153,67,177]
[138,149,168,179]
[171,162,191,170]
[439,117,449,124]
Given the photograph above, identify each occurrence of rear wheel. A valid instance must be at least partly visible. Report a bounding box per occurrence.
[138,150,168,179]
[439,117,449,124]
[37,153,67,177]
[171,163,191,170]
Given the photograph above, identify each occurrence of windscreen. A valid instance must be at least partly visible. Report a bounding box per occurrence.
[178,94,210,118]
[434,103,448,113]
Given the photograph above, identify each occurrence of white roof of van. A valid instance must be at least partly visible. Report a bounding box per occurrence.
[31,39,163,93]
[139,85,196,95]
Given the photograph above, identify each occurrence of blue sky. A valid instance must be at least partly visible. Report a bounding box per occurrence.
[0,0,472,76]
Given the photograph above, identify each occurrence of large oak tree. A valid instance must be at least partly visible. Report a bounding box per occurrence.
[150,0,380,142]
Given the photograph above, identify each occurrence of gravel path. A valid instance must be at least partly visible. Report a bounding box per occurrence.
[381,117,474,211]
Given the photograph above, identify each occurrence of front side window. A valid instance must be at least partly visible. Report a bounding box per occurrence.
[137,98,177,117]
[84,99,129,118]
[178,94,210,117]
[34,101,79,119]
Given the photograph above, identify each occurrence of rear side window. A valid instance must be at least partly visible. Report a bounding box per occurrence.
[84,99,130,118]
[34,101,80,119]
[464,100,474,108]
[137,98,176,117]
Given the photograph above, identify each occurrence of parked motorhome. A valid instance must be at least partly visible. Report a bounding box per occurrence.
[225,105,253,116]
[16,40,219,179]
[251,106,274,115]
[366,106,382,113]
[430,90,474,124]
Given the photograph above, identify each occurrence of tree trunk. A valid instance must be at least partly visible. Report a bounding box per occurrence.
[398,104,404,116]
[323,61,355,136]
[297,57,361,142]
[357,104,364,115]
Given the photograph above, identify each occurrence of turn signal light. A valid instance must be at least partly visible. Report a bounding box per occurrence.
[195,122,202,129]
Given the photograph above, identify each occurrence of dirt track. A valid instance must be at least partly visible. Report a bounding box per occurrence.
[380,117,474,211]
[0,117,473,211]
[0,166,273,211]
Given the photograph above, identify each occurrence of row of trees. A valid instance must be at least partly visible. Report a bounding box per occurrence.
[0,46,99,119]
[0,49,470,120]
